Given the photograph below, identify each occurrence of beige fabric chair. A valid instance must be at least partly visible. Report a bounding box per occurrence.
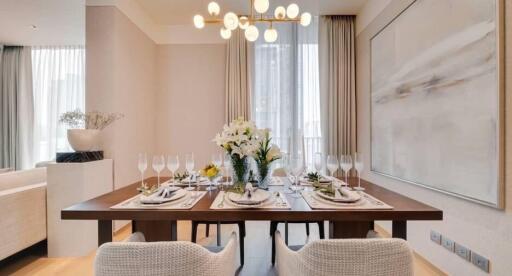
[275,231,414,276]
[95,232,238,276]
[0,168,47,260]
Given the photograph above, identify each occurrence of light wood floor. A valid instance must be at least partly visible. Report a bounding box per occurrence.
[0,221,445,276]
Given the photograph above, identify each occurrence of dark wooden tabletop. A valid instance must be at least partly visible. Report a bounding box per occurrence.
[61,177,442,222]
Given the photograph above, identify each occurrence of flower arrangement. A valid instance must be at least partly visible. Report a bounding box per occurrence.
[254,129,281,188]
[213,117,261,184]
[59,109,124,130]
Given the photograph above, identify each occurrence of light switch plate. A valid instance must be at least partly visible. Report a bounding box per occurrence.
[454,243,471,261]
[441,236,455,252]
[430,230,441,244]
[471,252,490,272]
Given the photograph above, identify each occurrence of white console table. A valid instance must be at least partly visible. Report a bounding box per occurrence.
[46,159,113,257]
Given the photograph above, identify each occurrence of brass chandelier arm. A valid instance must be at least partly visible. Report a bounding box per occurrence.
[204,18,300,24]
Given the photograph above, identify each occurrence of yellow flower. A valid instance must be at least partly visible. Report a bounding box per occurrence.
[200,164,219,179]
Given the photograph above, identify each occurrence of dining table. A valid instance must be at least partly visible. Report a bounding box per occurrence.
[61,176,443,246]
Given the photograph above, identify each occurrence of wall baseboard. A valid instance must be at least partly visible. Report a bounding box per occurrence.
[374,224,447,276]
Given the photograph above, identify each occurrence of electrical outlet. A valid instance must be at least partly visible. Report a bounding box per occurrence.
[441,236,455,252]
[430,230,441,244]
[471,252,490,272]
[454,243,471,261]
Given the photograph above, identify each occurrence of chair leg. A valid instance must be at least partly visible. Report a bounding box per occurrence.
[191,221,198,243]
[205,223,210,237]
[216,222,221,246]
[271,229,276,265]
[305,223,310,236]
[318,221,325,239]
[238,222,245,266]
[285,222,289,245]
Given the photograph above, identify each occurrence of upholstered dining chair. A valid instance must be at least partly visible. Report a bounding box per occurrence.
[275,231,414,276]
[95,232,238,276]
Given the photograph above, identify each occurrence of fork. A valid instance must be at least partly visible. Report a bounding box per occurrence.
[217,193,226,208]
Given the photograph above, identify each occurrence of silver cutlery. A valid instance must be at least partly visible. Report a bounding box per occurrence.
[217,193,226,208]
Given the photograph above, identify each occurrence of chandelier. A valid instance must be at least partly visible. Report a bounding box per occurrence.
[193,0,312,43]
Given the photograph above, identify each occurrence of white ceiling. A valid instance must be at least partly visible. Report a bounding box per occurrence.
[136,0,367,25]
[0,0,85,46]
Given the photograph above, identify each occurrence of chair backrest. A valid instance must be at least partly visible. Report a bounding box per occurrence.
[95,233,237,276]
[0,167,46,191]
[277,234,414,276]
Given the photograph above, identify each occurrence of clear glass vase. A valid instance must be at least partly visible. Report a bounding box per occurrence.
[230,154,249,185]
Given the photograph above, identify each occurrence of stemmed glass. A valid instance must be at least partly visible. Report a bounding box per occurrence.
[326,155,339,180]
[185,153,195,191]
[167,155,179,187]
[138,153,147,187]
[222,156,232,190]
[288,153,305,198]
[153,155,165,188]
[314,152,323,174]
[353,153,365,191]
[340,155,353,187]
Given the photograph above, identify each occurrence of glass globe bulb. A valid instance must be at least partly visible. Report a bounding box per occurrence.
[193,15,205,29]
[286,3,299,19]
[220,27,232,39]
[207,2,220,16]
[239,16,249,30]
[264,28,278,43]
[300,12,311,26]
[274,6,286,19]
[224,12,239,30]
[254,0,269,14]
[245,25,259,42]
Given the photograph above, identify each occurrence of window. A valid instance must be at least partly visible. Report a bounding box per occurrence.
[252,18,321,167]
[31,46,85,164]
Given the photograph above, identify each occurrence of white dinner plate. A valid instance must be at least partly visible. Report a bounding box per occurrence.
[140,188,187,204]
[315,188,361,203]
[227,189,271,205]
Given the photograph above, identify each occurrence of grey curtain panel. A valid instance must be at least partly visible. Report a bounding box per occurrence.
[0,46,34,170]
[319,16,357,169]
[225,29,251,122]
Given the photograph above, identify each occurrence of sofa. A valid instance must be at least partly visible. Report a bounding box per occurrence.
[0,168,47,260]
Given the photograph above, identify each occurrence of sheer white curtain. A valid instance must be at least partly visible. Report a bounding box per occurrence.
[252,18,321,167]
[31,46,85,164]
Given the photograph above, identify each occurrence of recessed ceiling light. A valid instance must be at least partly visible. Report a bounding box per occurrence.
[29,25,37,30]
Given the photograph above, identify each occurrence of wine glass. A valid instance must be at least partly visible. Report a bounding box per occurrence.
[212,153,222,168]
[167,155,179,187]
[353,153,365,191]
[289,153,305,198]
[340,155,353,186]
[185,153,195,191]
[138,153,147,187]
[222,157,232,190]
[326,155,339,179]
[281,153,293,194]
[152,155,165,188]
[314,152,323,174]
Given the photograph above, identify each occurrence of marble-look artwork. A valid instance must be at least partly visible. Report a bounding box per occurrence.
[371,0,500,206]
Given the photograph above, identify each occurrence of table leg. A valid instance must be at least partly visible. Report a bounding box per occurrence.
[392,220,407,240]
[98,220,113,246]
[132,220,178,241]
[329,221,373,238]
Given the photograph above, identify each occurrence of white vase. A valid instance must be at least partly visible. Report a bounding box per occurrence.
[67,129,101,152]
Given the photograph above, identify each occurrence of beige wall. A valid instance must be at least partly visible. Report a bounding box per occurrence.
[155,44,226,168]
[356,1,511,275]
[86,6,157,190]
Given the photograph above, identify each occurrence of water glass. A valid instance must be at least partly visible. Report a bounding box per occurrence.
[138,153,147,187]
[326,155,339,179]
[167,155,179,187]
[288,153,305,198]
[340,155,353,186]
[353,153,365,191]
[314,152,323,174]
[153,155,165,187]
[185,153,195,191]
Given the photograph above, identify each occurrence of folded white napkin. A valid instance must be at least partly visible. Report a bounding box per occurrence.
[140,187,179,204]
[332,187,360,202]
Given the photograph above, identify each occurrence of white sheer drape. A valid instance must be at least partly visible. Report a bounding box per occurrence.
[252,18,321,167]
[31,46,85,164]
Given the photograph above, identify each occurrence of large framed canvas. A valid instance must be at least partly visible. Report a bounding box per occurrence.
[370,0,504,208]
